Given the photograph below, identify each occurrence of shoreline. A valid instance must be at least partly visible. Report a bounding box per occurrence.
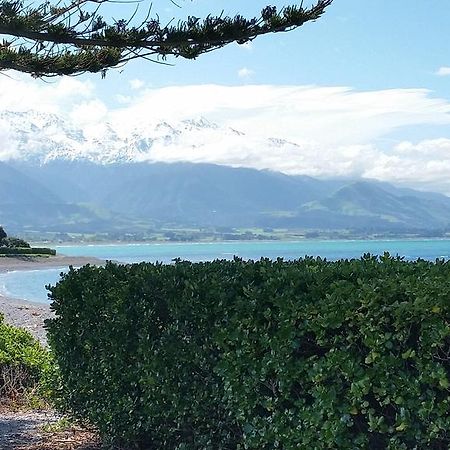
[0,255,105,345]
[34,236,450,247]
[0,254,105,274]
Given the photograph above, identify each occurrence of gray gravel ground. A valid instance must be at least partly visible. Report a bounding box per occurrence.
[0,255,105,346]
[0,410,60,449]
[0,256,105,450]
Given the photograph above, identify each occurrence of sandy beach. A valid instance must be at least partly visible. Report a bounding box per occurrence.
[0,255,105,345]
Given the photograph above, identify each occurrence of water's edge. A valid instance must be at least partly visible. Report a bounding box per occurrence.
[2,239,450,304]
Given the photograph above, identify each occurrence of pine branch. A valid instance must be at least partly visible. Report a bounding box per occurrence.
[0,0,333,76]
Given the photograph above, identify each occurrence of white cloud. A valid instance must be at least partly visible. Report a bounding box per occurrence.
[363,139,450,194]
[0,122,17,160]
[1,75,450,194]
[238,41,253,51]
[0,72,93,114]
[129,79,145,90]
[238,67,255,79]
[436,67,450,76]
[70,100,108,127]
[115,94,132,104]
[108,85,450,146]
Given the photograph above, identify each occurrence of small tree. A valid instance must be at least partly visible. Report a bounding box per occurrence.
[0,1,333,76]
[2,237,31,248]
[0,228,31,247]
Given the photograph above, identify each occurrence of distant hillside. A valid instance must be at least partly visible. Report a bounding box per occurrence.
[268,181,450,231]
[4,161,450,234]
[0,162,117,232]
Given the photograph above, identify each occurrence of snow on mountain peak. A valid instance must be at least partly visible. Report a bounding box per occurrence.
[0,109,302,169]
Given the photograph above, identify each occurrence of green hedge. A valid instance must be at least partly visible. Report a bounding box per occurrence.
[0,247,56,256]
[46,256,450,449]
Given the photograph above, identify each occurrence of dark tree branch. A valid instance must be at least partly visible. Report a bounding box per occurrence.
[0,0,333,77]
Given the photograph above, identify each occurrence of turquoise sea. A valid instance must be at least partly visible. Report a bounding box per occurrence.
[2,239,450,304]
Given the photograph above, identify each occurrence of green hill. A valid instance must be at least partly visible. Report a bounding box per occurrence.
[5,161,450,234]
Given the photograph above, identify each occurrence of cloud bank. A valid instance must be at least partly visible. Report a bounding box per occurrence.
[1,73,450,194]
[436,67,450,77]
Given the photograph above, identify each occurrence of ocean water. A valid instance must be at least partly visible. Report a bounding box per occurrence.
[1,239,450,304]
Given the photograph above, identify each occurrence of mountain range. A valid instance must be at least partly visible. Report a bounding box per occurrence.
[0,110,293,165]
[2,160,450,235]
[1,110,450,236]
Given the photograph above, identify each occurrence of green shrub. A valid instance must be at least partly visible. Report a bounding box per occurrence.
[47,262,240,449]
[0,247,56,256]
[215,255,450,449]
[0,237,31,248]
[0,314,52,404]
[46,256,450,449]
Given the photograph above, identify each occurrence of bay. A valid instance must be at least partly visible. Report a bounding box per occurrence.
[2,239,450,304]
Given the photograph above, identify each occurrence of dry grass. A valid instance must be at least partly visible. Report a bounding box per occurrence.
[18,427,101,450]
[0,408,102,450]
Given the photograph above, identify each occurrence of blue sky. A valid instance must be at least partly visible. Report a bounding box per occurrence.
[96,1,449,95]
[2,1,450,193]
[93,0,450,148]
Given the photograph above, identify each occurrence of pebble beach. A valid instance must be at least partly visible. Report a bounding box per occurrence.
[0,255,105,344]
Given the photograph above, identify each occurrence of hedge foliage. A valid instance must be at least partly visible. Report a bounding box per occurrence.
[46,255,450,449]
[0,247,56,256]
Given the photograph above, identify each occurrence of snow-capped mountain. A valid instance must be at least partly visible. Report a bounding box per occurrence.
[2,109,450,235]
[0,110,298,166]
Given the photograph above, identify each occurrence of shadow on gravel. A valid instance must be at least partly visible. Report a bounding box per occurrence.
[0,411,101,450]
[0,416,42,447]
